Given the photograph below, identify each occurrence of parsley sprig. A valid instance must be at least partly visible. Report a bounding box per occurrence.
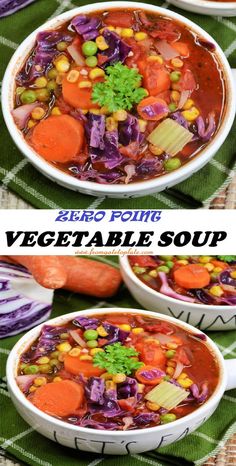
[217,256,236,262]
[92,62,146,112]
[93,342,143,375]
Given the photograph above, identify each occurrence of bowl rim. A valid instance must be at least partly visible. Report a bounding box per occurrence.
[1,1,236,195]
[170,0,236,10]
[119,256,236,311]
[7,307,226,437]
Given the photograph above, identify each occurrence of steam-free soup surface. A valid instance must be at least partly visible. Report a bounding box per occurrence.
[17,312,219,430]
[13,8,225,184]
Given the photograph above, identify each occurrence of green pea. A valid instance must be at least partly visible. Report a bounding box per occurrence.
[166,261,174,269]
[160,413,177,424]
[16,86,25,96]
[40,364,51,374]
[57,41,68,51]
[51,351,59,358]
[157,265,169,273]
[36,88,50,102]
[47,80,57,91]
[87,340,98,348]
[85,56,98,67]
[47,68,58,79]
[164,375,171,381]
[159,256,173,261]
[20,363,27,370]
[50,359,59,367]
[133,266,146,275]
[84,329,98,341]
[24,365,39,375]
[166,350,176,359]
[82,40,98,56]
[164,157,181,172]
[20,89,37,104]
[170,71,181,82]
[168,102,177,112]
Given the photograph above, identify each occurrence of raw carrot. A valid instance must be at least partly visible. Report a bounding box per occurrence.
[30,115,84,162]
[32,380,84,417]
[174,264,211,289]
[64,355,105,377]
[137,96,169,121]
[10,256,67,289]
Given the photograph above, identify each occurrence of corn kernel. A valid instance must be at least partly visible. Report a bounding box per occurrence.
[90,348,104,356]
[209,285,224,297]
[213,267,223,273]
[112,373,126,383]
[121,28,134,38]
[166,367,174,376]
[166,342,178,349]
[67,69,80,83]
[55,59,70,73]
[176,260,188,265]
[96,35,109,50]
[115,27,122,35]
[138,383,145,393]
[34,377,47,387]
[132,327,144,335]
[199,256,212,264]
[105,380,116,390]
[230,271,236,279]
[57,342,72,353]
[80,355,93,361]
[113,110,127,121]
[89,68,105,80]
[90,109,101,115]
[106,116,117,131]
[149,144,163,156]
[37,356,50,365]
[138,119,147,132]
[29,386,37,392]
[69,348,81,357]
[27,119,36,128]
[34,76,48,88]
[182,106,200,122]
[149,270,158,278]
[101,372,113,380]
[178,372,188,380]
[119,324,131,331]
[147,55,163,64]
[171,90,181,103]
[81,109,88,114]
[204,263,214,272]
[97,325,108,337]
[146,338,160,345]
[100,106,110,115]
[135,32,148,41]
[78,80,92,89]
[146,401,160,411]
[178,378,193,388]
[58,352,66,362]
[167,360,176,368]
[53,376,62,382]
[51,106,62,116]
[182,99,195,110]
[107,25,115,31]
[171,58,183,68]
[31,107,45,120]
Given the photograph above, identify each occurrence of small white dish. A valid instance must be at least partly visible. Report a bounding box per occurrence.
[169,0,236,17]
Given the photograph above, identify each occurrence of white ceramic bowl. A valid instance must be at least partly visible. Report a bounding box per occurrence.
[120,257,236,331]
[6,307,236,455]
[168,0,236,17]
[2,2,236,198]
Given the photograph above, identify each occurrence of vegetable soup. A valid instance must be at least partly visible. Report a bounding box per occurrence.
[129,255,236,305]
[13,8,225,184]
[17,312,219,430]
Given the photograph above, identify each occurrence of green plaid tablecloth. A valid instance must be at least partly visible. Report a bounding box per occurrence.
[1,0,236,209]
[1,256,236,466]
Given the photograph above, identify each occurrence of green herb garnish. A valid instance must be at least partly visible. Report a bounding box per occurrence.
[93,342,143,375]
[92,62,146,112]
[217,256,236,262]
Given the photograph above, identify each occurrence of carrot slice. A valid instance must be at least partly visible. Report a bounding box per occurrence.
[140,341,167,368]
[62,70,101,109]
[32,380,84,417]
[174,264,211,289]
[31,115,84,162]
[137,96,169,121]
[135,365,164,385]
[64,355,105,377]
[211,260,228,270]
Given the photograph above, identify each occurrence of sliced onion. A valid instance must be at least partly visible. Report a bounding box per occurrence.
[178,90,190,110]
[12,103,39,130]
[123,416,133,430]
[67,43,85,66]
[16,375,38,392]
[173,361,184,379]
[69,329,86,347]
[159,271,195,303]
[154,333,173,344]
[124,164,136,184]
[155,40,179,60]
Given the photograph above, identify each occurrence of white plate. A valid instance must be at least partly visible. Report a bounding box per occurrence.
[169,0,236,16]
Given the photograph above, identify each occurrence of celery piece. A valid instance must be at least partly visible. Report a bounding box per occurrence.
[145,381,189,410]
[147,118,193,157]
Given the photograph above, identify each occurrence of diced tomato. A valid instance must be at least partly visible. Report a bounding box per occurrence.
[174,347,191,366]
[118,397,136,412]
[104,11,134,28]
[125,38,145,67]
[129,256,158,267]
[119,142,140,160]
[143,322,173,335]
[149,20,181,42]
[97,53,109,66]
[171,41,189,58]
[106,315,131,325]
[178,69,196,92]
[137,60,170,96]
[140,341,167,369]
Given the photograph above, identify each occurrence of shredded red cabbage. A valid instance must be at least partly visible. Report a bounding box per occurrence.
[71,15,101,41]
[73,316,100,330]
[195,112,216,142]
[0,0,36,17]
[98,29,131,68]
